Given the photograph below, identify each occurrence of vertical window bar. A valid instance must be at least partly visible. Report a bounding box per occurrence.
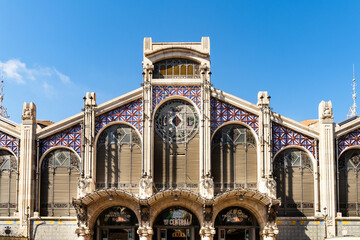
[52,167,55,216]
[68,168,71,216]
[8,171,11,216]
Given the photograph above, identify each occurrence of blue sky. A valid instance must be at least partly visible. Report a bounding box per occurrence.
[0,0,359,123]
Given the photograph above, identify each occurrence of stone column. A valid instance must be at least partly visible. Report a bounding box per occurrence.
[199,227,216,240]
[257,92,273,195]
[262,226,279,240]
[78,93,96,198]
[137,226,153,240]
[318,100,336,238]
[139,63,154,199]
[18,102,36,236]
[75,227,92,240]
[200,64,214,199]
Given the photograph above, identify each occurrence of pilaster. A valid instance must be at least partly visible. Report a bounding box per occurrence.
[318,100,336,238]
[200,64,213,199]
[257,92,273,196]
[139,63,154,199]
[79,92,96,197]
[18,102,36,236]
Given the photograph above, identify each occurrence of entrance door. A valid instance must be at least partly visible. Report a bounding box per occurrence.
[218,228,256,240]
[97,227,135,240]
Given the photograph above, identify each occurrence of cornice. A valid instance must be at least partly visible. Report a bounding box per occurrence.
[335,117,360,138]
[0,119,21,139]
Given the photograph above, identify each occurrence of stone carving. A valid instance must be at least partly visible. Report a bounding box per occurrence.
[85,92,96,107]
[319,100,334,120]
[137,226,153,240]
[139,173,153,199]
[200,173,214,199]
[203,204,213,223]
[72,200,88,227]
[266,177,277,197]
[140,204,150,224]
[199,227,216,240]
[201,173,214,189]
[78,177,93,198]
[21,102,36,121]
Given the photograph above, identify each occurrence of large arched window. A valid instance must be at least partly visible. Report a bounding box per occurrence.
[40,148,80,216]
[153,99,200,190]
[96,124,141,191]
[273,148,314,216]
[211,124,257,193]
[338,149,360,216]
[153,58,200,79]
[0,149,17,216]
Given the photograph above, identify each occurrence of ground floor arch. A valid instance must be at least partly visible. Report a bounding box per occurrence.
[213,206,259,240]
[152,206,200,240]
[73,189,279,240]
[94,206,139,240]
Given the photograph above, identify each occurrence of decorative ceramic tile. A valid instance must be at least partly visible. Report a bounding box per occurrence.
[32,221,77,240]
[40,125,81,156]
[152,86,201,109]
[0,131,19,156]
[338,129,360,156]
[272,122,316,158]
[277,221,324,240]
[95,99,143,134]
[210,98,259,135]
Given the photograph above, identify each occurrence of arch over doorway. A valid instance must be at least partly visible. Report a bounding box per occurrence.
[94,206,139,240]
[214,207,259,240]
[152,206,200,240]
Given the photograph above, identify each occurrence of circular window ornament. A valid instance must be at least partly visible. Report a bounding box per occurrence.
[154,99,199,144]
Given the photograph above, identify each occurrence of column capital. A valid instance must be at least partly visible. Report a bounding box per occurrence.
[137,226,153,239]
[199,226,216,240]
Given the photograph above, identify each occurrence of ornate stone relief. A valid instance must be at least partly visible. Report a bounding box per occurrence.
[21,102,36,121]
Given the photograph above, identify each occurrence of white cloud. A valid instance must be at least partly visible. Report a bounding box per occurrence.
[0,59,71,85]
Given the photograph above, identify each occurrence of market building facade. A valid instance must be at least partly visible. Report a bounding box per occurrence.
[0,37,359,240]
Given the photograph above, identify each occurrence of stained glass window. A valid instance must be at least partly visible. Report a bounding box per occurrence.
[153,58,200,79]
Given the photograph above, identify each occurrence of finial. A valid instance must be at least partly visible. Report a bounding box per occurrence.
[347,64,357,118]
[0,72,10,119]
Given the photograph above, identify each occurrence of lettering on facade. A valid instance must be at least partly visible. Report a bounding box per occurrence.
[163,209,192,226]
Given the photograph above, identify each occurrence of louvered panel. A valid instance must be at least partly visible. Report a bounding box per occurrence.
[70,170,79,201]
[0,172,9,216]
[0,172,9,205]
[54,168,68,204]
[291,167,302,203]
[9,173,16,214]
[339,171,347,206]
[154,134,165,185]
[348,171,357,204]
[40,167,52,216]
[186,135,199,185]
[174,154,185,183]
[96,146,106,184]
[247,145,257,185]
[131,146,142,183]
[302,169,314,202]
[119,146,131,183]
[235,145,246,183]
[211,146,221,183]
